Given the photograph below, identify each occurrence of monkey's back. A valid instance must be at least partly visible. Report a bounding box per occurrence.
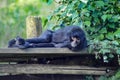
[52,25,81,43]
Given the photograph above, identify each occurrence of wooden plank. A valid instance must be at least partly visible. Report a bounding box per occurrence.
[0,54,95,62]
[0,64,116,76]
[0,48,89,54]
[0,58,29,62]
[0,48,92,59]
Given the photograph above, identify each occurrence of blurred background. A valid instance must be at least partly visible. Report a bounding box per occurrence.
[0,0,120,79]
[0,0,57,48]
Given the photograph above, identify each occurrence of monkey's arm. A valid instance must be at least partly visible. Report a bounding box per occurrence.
[55,43,80,52]
[54,41,70,48]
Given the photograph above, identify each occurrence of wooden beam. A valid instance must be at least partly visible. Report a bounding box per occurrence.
[26,16,42,38]
[0,48,89,54]
[0,48,94,62]
[0,48,91,59]
[0,64,116,76]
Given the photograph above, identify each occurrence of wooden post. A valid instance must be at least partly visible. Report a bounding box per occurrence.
[26,16,42,38]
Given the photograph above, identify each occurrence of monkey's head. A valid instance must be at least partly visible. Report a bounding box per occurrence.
[70,28,87,50]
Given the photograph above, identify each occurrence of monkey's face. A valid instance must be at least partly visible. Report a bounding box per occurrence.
[71,37,80,47]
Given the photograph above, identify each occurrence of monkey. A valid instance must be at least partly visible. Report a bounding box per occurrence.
[8,25,87,51]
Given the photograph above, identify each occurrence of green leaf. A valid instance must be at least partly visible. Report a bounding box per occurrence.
[112,41,119,46]
[107,14,112,19]
[111,15,120,22]
[85,13,90,17]
[81,9,89,16]
[108,24,115,29]
[95,1,104,7]
[72,11,78,20]
[84,21,91,26]
[101,15,107,22]
[114,28,120,38]
[78,2,85,9]
[100,28,107,33]
[88,5,95,11]
[47,0,53,5]
[54,5,65,13]
[109,54,114,58]
[47,15,53,21]
[117,49,120,54]
[100,49,110,54]
[43,18,48,27]
[98,34,104,40]
[92,11,98,17]
[106,32,114,40]
[99,76,108,80]
[94,18,100,23]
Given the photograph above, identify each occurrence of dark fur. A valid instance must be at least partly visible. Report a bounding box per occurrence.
[8,36,25,48]
[8,25,87,51]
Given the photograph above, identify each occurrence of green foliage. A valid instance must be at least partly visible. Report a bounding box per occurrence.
[45,1,120,79]
[99,69,120,80]
[85,76,94,80]
[0,0,56,47]
[47,0,120,55]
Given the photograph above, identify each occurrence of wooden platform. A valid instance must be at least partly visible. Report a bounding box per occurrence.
[0,48,91,62]
[0,48,118,77]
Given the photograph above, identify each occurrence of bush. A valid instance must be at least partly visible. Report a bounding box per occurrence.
[47,0,120,55]
[46,1,120,79]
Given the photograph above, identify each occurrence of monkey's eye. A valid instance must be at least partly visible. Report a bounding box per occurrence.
[76,38,80,43]
[77,38,80,40]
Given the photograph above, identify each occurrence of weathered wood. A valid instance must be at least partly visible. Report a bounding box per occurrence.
[0,74,94,80]
[26,16,42,38]
[0,48,90,58]
[0,48,118,77]
[0,48,88,54]
[0,64,116,76]
[0,48,119,67]
[0,48,91,62]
